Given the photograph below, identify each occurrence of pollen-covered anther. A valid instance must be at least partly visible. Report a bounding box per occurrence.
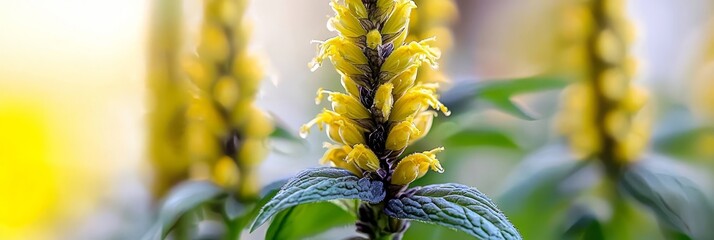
[345,144,381,172]
[391,147,445,185]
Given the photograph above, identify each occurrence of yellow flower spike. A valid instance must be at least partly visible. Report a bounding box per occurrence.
[391,147,445,185]
[389,85,449,122]
[385,118,420,151]
[382,40,441,77]
[317,88,371,119]
[328,0,367,37]
[237,138,268,168]
[409,110,436,144]
[367,29,383,49]
[389,66,418,97]
[346,144,381,172]
[374,83,395,120]
[212,156,240,188]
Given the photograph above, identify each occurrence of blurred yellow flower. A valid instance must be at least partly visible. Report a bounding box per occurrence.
[0,102,58,238]
[556,0,651,166]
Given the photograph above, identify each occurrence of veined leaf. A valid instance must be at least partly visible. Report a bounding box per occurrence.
[142,181,227,240]
[250,167,385,231]
[620,164,714,239]
[266,202,356,240]
[384,183,521,240]
[440,76,567,120]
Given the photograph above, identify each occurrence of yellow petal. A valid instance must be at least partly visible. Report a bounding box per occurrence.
[374,83,395,120]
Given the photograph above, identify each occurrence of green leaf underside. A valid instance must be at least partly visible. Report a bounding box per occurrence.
[270,122,303,143]
[440,76,566,119]
[266,202,356,240]
[231,180,286,234]
[251,167,385,231]
[142,181,227,240]
[620,165,714,239]
[444,129,520,149]
[385,183,521,240]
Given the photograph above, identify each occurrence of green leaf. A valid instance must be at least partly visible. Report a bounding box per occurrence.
[440,76,567,119]
[250,167,385,231]
[230,179,286,234]
[268,116,307,155]
[142,181,227,240]
[496,145,592,240]
[384,183,521,240]
[444,129,520,149]
[620,164,714,239]
[654,126,714,160]
[404,221,473,239]
[266,202,356,240]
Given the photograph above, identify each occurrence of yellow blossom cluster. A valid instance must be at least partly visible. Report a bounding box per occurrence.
[183,0,272,199]
[407,0,457,84]
[556,0,650,165]
[301,0,450,185]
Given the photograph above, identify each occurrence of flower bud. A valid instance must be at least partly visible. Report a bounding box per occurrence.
[385,119,420,151]
[346,144,381,172]
[321,143,362,176]
[366,29,383,49]
[409,111,436,144]
[374,83,394,120]
[390,85,449,122]
[391,147,444,185]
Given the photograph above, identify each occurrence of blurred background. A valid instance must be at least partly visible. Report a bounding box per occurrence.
[1,0,713,239]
